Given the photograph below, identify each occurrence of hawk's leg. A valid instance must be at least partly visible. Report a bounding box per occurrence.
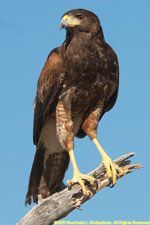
[82,106,126,186]
[56,101,95,195]
[67,149,95,195]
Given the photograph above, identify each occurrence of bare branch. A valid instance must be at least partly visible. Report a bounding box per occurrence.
[16,152,142,225]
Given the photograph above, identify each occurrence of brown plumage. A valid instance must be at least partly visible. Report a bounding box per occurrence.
[25,9,121,205]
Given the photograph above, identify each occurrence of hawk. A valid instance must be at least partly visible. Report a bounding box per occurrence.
[25,9,125,205]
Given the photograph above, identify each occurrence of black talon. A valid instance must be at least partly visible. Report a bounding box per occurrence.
[83,193,89,201]
[68,183,72,190]
[94,179,98,190]
[109,183,115,188]
[84,180,90,186]
[107,176,115,188]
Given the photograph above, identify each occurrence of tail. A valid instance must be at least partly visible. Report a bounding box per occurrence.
[25,145,69,205]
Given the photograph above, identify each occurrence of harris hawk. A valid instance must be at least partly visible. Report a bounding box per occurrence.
[25,9,125,205]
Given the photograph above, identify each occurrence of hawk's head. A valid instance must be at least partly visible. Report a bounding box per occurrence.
[60,9,101,34]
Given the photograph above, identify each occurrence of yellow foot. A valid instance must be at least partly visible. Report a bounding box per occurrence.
[67,171,96,195]
[101,153,126,187]
[93,138,126,187]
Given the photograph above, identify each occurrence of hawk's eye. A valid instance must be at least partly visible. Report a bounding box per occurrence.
[75,14,84,20]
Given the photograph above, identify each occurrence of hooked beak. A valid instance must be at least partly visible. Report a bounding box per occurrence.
[60,14,81,30]
[60,15,69,30]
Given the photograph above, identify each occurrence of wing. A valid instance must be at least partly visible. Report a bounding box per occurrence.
[76,43,119,139]
[33,47,64,145]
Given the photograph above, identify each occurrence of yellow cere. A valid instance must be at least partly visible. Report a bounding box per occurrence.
[63,15,69,21]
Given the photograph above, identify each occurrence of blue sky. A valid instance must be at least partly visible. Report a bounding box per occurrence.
[0,0,149,224]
